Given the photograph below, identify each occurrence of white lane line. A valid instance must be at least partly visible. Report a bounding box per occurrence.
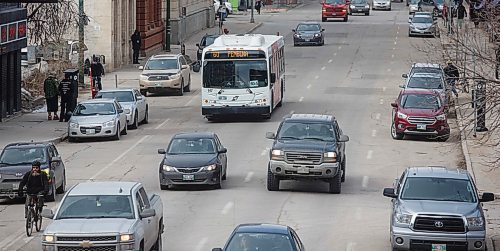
[314,75,319,80]
[184,95,198,107]
[392,47,396,50]
[397,30,399,34]
[347,242,357,251]
[195,237,209,251]
[391,54,394,58]
[362,175,370,188]
[155,118,170,129]
[397,25,400,30]
[395,36,398,40]
[333,52,337,56]
[366,150,373,160]
[382,87,387,92]
[328,59,333,63]
[0,229,24,250]
[375,113,381,120]
[244,172,254,183]
[306,84,312,89]
[299,96,304,102]
[321,66,326,71]
[221,201,234,215]
[387,68,392,72]
[371,129,377,137]
[394,41,397,45]
[355,207,362,220]
[338,46,342,50]
[379,99,384,105]
[90,135,151,180]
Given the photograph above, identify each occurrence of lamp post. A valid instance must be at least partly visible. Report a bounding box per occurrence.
[165,0,171,52]
[78,0,85,88]
[250,0,255,23]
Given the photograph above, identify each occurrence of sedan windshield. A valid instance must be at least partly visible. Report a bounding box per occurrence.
[412,16,432,23]
[203,60,268,89]
[96,91,134,102]
[57,195,134,219]
[407,76,443,89]
[0,147,47,166]
[401,94,440,109]
[325,0,346,4]
[401,177,477,202]
[168,138,216,154]
[74,103,116,116]
[278,122,336,141]
[297,24,320,31]
[226,233,294,251]
[145,58,178,70]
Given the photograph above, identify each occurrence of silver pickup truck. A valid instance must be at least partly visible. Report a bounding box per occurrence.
[41,181,164,251]
[383,166,495,251]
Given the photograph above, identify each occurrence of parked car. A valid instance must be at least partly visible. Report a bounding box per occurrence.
[408,0,422,14]
[383,166,495,251]
[321,0,349,22]
[196,34,220,62]
[95,88,149,129]
[391,89,450,141]
[158,132,228,189]
[139,54,191,96]
[373,0,391,11]
[41,181,164,251]
[403,63,444,79]
[293,22,325,46]
[0,142,66,202]
[400,72,451,106]
[68,99,128,142]
[408,14,438,37]
[212,223,306,251]
[349,0,370,15]
[265,114,349,194]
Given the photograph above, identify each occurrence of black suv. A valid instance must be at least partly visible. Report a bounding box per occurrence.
[196,34,220,62]
[0,142,67,201]
[265,114,349,194]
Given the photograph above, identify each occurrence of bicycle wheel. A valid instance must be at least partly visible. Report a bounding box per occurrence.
[25,208,33,237]
[35,209,42,232]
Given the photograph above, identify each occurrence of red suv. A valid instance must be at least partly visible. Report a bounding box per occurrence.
[322,0,349,22]
[391,89,450,141]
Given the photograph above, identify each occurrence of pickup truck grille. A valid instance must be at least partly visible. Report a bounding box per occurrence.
[285,152,322,164]
[413,216,465,233]
[176,167,201,173]
[407,116,436,125]
[57,236,117,241]
[57,247,116,251]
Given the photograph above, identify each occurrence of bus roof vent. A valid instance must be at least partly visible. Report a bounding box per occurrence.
[215,34,265,47]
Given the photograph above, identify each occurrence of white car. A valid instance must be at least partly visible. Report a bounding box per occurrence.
[214,0,233,15]
[373,0,391,10]
[95,88,149,129]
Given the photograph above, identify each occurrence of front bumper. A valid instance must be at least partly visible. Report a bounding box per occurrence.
[269,160,340,180]
[202,106,270,116]
[409,27,436,36]
[159,170,221,185]
[322,11,348,18]
[350,7,369,13]
[373,3,391,9]
[0,182,21,199]
[294,36,322,45]
[68,124,118,138]
[140,78,182,93]
[391,226,487,250]
[395,119,450,136]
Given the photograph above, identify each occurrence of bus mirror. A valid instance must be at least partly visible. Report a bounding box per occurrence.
[270,73,276,83]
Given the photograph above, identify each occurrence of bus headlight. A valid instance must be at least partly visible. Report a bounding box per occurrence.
[203,99,217,104]
[254,99,267,104]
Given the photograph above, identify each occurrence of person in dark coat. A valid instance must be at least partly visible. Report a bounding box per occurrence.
[131,30,141,64]
[43,74,59,121]
[90,57,105,91]
[255,0,262,14]
[58,76,74,122]
[457,3,467,29]
[18,160,49,216]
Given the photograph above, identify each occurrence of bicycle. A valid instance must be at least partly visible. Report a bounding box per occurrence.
[25,194,44,237]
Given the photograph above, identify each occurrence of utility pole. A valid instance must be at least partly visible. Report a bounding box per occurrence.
[250,0,255,23]
[78,0,85,88]
[165,0,171,52]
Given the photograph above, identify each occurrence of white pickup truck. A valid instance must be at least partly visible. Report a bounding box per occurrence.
[41,181,163,251]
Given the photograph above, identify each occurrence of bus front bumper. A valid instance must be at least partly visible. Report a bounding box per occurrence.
[202,106,270,116]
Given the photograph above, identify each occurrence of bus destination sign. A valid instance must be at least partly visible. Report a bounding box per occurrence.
[205,50,266,59]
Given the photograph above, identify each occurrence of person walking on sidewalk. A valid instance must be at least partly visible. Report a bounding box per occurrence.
[444,60,459,97]
[255,0,262,14]
[457,3,467,29]
[131,30,141,64]
[217,5,227,34]
[90,57,105,91]
[43,74,59,121]
[58,75,74,122]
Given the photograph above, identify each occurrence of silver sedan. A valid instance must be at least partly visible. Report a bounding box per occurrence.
[95,88,149,129]
[67,99,128,142]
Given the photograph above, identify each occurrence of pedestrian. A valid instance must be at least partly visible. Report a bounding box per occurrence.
[43,74,59,121]
[217,5,227,34]
[255,0,262,14]
[131,30,141,64]
[457,3,467,29]
[90,57,105,91]
[58,75,74,122]
[443,60,459,97]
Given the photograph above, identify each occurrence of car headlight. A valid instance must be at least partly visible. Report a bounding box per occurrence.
[365,4,369,8]
[397,111,408,119]
[69,122,79,129]
[120,234,134,242]
[162,165,176,172]
[436,113,446,121]
[271,149,284,161]
[103,120,116,127]
[139,74,148,81]
[467,217,484,227]
[323,152,337,162]
[395,212,412,225]
[294,34,300,38]
[124,108,131,114]
[350,4,355,8]
[202,164,217,171]
[314,33,321,37]
[171,73,181,79]
[43,235,55,242]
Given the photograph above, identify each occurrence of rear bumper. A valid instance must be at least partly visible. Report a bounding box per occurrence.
[350,7,369,13]
[391,226,486,250]
[202,106,270,116]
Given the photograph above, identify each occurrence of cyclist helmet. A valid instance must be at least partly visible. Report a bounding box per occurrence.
[32,160,41,168]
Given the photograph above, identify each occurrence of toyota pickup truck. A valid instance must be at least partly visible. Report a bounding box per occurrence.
[383,166,495,251]
[41,181,164,251]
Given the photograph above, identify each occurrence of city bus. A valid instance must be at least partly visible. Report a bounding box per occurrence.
[201,34,285,120]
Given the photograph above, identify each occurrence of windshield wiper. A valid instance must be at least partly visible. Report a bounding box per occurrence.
[302,137,329,141]
[279,136,301,140]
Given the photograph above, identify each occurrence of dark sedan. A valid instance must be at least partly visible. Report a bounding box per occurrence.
[293,22,325,46]
[212,223,306,251]
[158,132,227,189]
[349,0,370,15]
[196,34,220,61]
[0,142,66,202]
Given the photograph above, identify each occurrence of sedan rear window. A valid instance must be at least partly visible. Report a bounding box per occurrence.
[401,177,477,203]
[407,76,443,89]
[400,94,440,109]
[226,233,294,251]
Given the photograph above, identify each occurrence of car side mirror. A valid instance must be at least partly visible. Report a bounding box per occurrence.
[136,95,143,100]
[212,249,223,251]
[218,148,228,154]
[196,43,200,47]
[292,29,296,32]
[402,73,408,78]
[139,66,144,70]
[182,65,189,70]
[339,135,349,142]
[383,188,397,198]
[139,208,156,219]
[117,108,124,113]
[158,149,166,154]
[480,192,495,202]
[51,156,62,163]
[270,73,276,83]
[321,28,325,31]
[391,102,398,108]
[41,209,54,219]
[266,132,276,139]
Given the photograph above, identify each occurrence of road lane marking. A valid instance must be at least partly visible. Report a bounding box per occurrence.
[314,75,319,80]
[221,202,234,215]
[334,52,337,56]
[371,129,377,137]
[391,54,394,58]
[184,95,199,107]
[306,84,312,89]
[382,87,387,92]
[90,135,151,180]
[347,242,357,251]
[362,175,370,188]
[394,41,397,45]
[0,229,24,250]
[392,47,396,50]
[387,68,391,72]
[375,113,381,120]
[379,99,384,105]
[328,59,333,63]
[195,237,208,251]
[321,66,326,71]
[155,118,170,129]
[299,97,304,102]
[355,207,362,220]
[244,172,254,182]
[366,150,373,160]
[338,46,342,50]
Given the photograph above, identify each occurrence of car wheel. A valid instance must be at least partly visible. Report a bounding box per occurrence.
[267,166,280,191]
[121,122,127,135]
[160,184,170,190]
[130,112,138,129]
[178,80,184,96]
[277,85,284,107]
[140,90,147,96]
[113,124,121,140]
[322,17,327,22]
[56,172,66,194]
[436,135,449,142]
[47,181,57,202]
[391,122,404,140]
[142,106,149,124]
[151,227,162,251]
[183,76,191,92]
[68,136,77,143]
[341,158,346,182]
[365,11,369,15]
[344,16,348,22]
[214,172,222,189]
[329,171,342,194]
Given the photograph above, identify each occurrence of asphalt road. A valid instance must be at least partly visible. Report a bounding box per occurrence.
[0,1,464,250]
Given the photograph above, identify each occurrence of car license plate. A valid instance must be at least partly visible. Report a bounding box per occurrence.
[417,124,427,130]
[155,83,162,87]
[331,13,337,15]
[86,129,96,134]
[183,175,194,181]
[305,39,310,42]
[12,183,19,189]
[297,167,309,174]
[432,244,446,251]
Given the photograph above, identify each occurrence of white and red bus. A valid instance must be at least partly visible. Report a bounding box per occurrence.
[201,34,285,120]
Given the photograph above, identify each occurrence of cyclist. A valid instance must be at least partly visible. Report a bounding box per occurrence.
[443,60,459,97]
[18,160,49,217]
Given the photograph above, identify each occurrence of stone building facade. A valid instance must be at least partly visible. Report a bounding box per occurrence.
[168,0,215,45]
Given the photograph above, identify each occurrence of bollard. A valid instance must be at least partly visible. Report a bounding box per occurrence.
[181,43,186,55]
[115,74,118,88]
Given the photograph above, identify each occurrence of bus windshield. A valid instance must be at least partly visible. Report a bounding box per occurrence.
[203,60,268,89]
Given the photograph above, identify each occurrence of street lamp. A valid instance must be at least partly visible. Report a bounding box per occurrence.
[250,0,255,23]
[78,0,85,88]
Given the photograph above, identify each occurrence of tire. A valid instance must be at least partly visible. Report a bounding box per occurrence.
[206,116,215,122]
[267,167,280,191]
[322,17,327,22]
[25,208,33,237]
[365,12,369,15]
[178,80,184,96]
[329,171,342,194]
[140,90,147,96]
[160,184,170,190]
[214,171,222,189]
[130,112,138,129]
[276,86,284,107]
[341,158,346,182]
[151,227,162,251]
[113,124,121,140]
[47,182,56,202]
[391,122,404,140]
[35,210,42,232]
[142,107,149,124]
[121,122,127,135]
[343,16,348,22]
[436,135,449,142]
[56,172,66,194]
[68,136,76,143]
[183,76,191,92]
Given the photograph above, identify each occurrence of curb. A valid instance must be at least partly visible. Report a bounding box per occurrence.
[48,133,68,145]
[248,22,263,34]
[454,101,476,181]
